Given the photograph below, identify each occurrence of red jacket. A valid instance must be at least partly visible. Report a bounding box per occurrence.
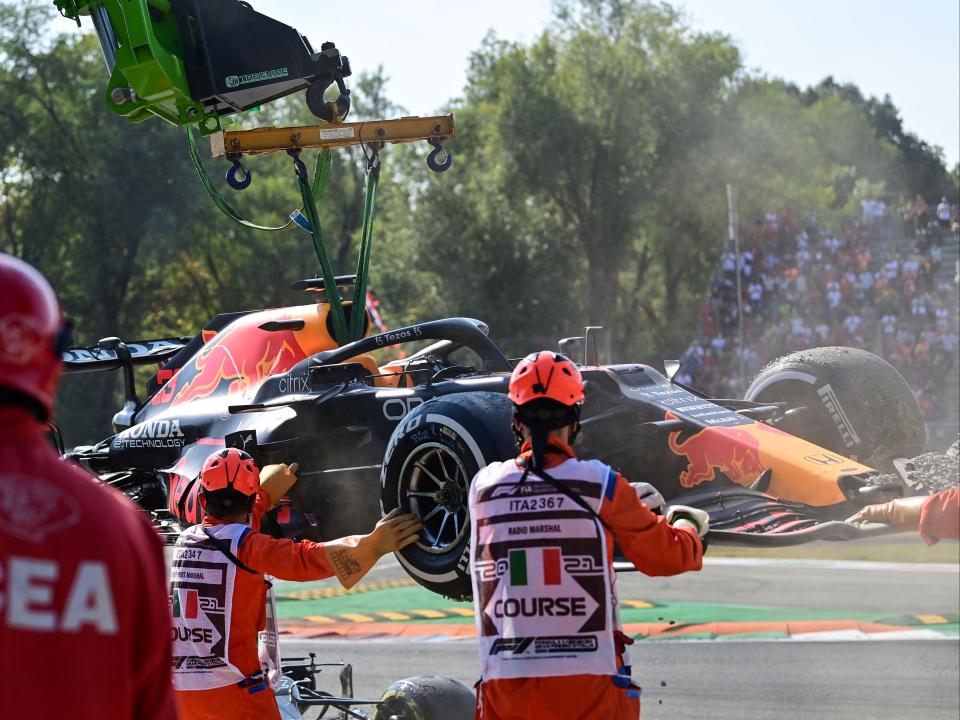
[0,407,177,720]
[920,488,960,545]
[477,440,703,720]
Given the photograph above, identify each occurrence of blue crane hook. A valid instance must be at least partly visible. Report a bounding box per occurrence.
[426,139,453,173]
[225,158,253,190]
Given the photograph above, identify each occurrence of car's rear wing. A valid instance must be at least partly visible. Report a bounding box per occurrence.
[62,337,192,374]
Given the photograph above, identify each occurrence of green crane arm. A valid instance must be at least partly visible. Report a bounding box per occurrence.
[53,0,351,135]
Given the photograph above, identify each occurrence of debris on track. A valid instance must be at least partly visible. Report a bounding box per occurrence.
[897,437,960,494]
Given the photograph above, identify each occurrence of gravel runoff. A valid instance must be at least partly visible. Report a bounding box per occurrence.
[865,437,960,494]
[897,437,960,494]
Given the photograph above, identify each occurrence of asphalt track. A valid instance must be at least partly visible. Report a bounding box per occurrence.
[284,638,959,720]
[270,553,960,720]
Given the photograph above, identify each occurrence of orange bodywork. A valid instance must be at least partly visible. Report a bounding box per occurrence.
[666,412,874,506]
[154,303,388,407]
[374,360,416,388]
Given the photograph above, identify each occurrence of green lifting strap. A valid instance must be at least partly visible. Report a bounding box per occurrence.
[294,148,381,345]
[350,157,380,340]
[312,149,333,198]
[187,128,290,231]
[293,161,350,345]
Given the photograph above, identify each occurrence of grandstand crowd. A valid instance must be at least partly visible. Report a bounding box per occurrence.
[679,197,960,423]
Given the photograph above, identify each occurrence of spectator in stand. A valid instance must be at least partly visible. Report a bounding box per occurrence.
[720,250,736,276]
[902,195,929,234]
[883,257,899,281]
[814,321,831,344]
[680,201,959,424]
[858,268,875,302]
[881,313,897,337]
[826,280,842,310]
[936,197,952,230]
[861,198,887,223]
[941,329,958,355]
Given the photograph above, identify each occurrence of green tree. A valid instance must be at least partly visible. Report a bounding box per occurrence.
[800,77,956,201]
[0,2,404,442]
[4,0,954,444]
[1,3,214,440]
[391,1,741,360]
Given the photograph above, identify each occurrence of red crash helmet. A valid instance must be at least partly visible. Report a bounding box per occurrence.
[508,351,584,407]
[200,448,260,497]
[0,253,69,420]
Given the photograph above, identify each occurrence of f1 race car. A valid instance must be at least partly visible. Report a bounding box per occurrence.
[61,276,924,599]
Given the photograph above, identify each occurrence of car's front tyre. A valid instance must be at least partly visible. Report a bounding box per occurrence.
[745,346,924,472]
[380,392,515,600]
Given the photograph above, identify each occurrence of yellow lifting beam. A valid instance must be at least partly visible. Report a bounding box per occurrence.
[210,114,454,158]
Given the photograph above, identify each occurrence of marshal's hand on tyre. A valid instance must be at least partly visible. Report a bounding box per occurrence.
[370,508,422,555]
[324,510,422,589]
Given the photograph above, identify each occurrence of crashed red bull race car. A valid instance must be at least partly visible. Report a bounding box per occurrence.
[59,276,925,600]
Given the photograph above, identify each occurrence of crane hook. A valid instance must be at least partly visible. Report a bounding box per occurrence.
[286,148,309,184]
[426,139,453,173]
[225,158,253,190]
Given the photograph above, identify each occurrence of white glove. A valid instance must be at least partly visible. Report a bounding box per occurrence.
[666,504,710,537]
[630,482,665,512]
[259,462,299,506]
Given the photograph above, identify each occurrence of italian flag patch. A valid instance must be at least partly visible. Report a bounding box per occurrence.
[509,548,562,586]
[172,588,199,619]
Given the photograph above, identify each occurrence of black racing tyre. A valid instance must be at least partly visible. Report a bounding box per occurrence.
[380,392,516,600]
[372,676,475,720]
[745,346,924,472]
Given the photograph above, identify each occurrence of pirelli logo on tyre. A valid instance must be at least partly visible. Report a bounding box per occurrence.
[817,384,860,448]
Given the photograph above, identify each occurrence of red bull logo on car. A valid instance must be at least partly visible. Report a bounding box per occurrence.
[667,419,765,488]
[153,306,339,408]
[171,323,304,405]
[665,410,877,506]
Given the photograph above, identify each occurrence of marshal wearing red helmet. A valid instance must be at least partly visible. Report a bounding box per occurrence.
[0,253,178,720]
[199,446,261,496]
[0,253,70,418]
[171,447,422,720]
[469,351,708,720]
[508,350,585,406]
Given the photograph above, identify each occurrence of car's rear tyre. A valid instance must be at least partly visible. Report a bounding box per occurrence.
[372,676,476,720]
[380,392,516,600]
[745,346,924,472]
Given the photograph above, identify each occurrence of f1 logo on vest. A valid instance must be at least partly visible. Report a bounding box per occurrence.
[0,557,117,634]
